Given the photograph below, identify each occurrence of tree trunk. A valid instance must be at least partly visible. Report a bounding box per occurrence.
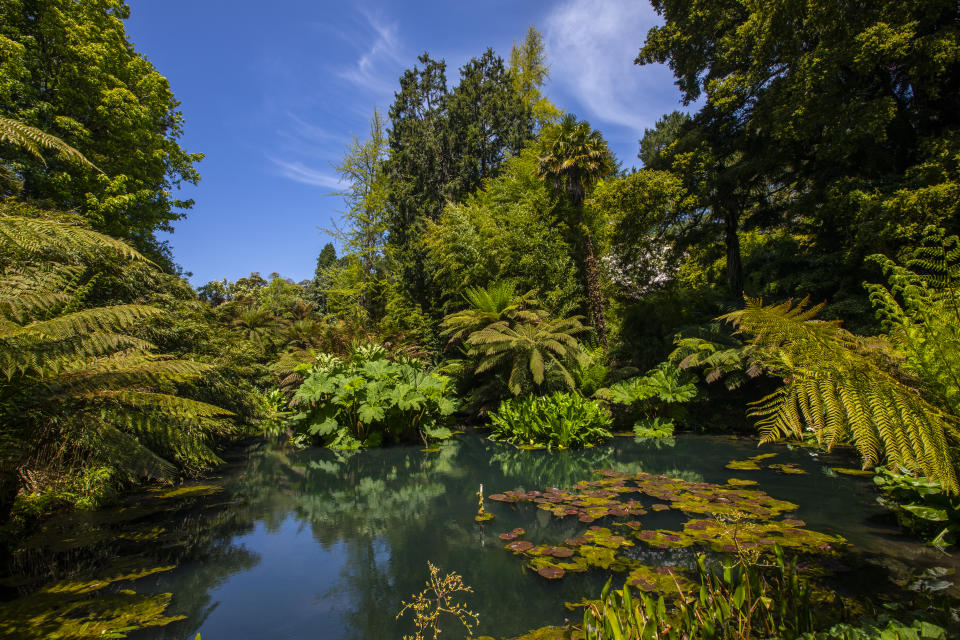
[724,207,744,299]
[0,466,20,526]
[582,232,608,347]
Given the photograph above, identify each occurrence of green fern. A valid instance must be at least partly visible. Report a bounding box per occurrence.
[0,115,101,171]
[0,213,231,519]
[466,314,589,396]
[440,280,541,343]
[725,296,960,492]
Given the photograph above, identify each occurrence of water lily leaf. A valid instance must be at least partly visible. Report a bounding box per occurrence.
[537,566,565,579]
[727,478,758,487]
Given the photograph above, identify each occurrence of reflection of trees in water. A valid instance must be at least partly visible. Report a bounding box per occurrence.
[292,443,460,543]
[0,435,739,639]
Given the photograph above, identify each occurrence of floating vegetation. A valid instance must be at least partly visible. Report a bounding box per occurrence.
[626,564,694,596]
[153,483,222,499]
[0,564,182,639]
[832,467,875,478]
[726,459,761,471]
[490,469,845,587]
[725,452,778,471]
[769,463,807,475]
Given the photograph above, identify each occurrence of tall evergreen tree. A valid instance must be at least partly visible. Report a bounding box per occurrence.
[447,48,533,197]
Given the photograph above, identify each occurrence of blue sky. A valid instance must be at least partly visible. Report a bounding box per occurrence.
[125,0,686,285]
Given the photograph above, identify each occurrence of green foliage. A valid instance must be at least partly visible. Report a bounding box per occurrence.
[874,467,960,549]
[440,280,540,344]
[507,26,560,129]
[466,311,589,396]
[795,619,946,640]
[488,391,612,449]
[632,417,675,439]
[0,211,232,521]
[538,114,615,344]
[0,0,202,264]
[289,343,457,448]
[599,362,697,432]
[670,323,760,391]
[582,548,820,640]
[726,296,960,493]
[425,148,583,318]
[0,115,100,171]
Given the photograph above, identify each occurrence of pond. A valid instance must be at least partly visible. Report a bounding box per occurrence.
[1,433,957,639]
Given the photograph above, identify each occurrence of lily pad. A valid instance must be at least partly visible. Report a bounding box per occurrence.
[727,478,758,487]
[537,566,565,579]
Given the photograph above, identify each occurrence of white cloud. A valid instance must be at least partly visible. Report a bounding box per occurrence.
[544,0,680,133]
[338,12,404,96]
[268,157,342,189]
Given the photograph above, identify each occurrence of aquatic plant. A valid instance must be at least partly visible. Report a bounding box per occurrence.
[581,548,824,640]
[0,565,184,639]
[396,561,479,640]
[289,343,457,448]
[488,391,613,448]
[873,467,960,548]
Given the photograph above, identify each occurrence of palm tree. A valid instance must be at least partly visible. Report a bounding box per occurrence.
[537,114,615,346]
[466,314,590,396]
[440,281,540,344]
[0,212,231,522]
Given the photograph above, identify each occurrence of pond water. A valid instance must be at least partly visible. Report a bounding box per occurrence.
[2,433,957,639]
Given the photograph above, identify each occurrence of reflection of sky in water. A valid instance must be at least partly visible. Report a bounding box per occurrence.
[10,434,957,640]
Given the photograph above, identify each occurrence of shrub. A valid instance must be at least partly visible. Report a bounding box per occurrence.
[598,361,697,432]
[289,345,458,449]
[488,392,612,449]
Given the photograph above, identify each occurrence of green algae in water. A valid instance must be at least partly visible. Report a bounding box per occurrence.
[0,565,182,640]
[832,467,876,478]
[769,463,807,475]
[727,478,758,487]
[153,484,221,499]
[726,459,762,471]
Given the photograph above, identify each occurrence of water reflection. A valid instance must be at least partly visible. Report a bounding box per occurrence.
[1,434,957,640]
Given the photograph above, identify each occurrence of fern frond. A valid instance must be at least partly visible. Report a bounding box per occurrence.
[0,216,150,264]
[0,116,101,171]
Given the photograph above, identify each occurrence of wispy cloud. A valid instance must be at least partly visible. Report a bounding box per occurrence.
[268,157,342,189]
[544,0,680,133]
[338,12,405,95]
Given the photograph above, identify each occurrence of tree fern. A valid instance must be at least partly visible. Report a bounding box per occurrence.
[0,213,231,519]
[0,115,101,171]
[466,314,589,396]
[440,280,541,343]
[725,296,960,492]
